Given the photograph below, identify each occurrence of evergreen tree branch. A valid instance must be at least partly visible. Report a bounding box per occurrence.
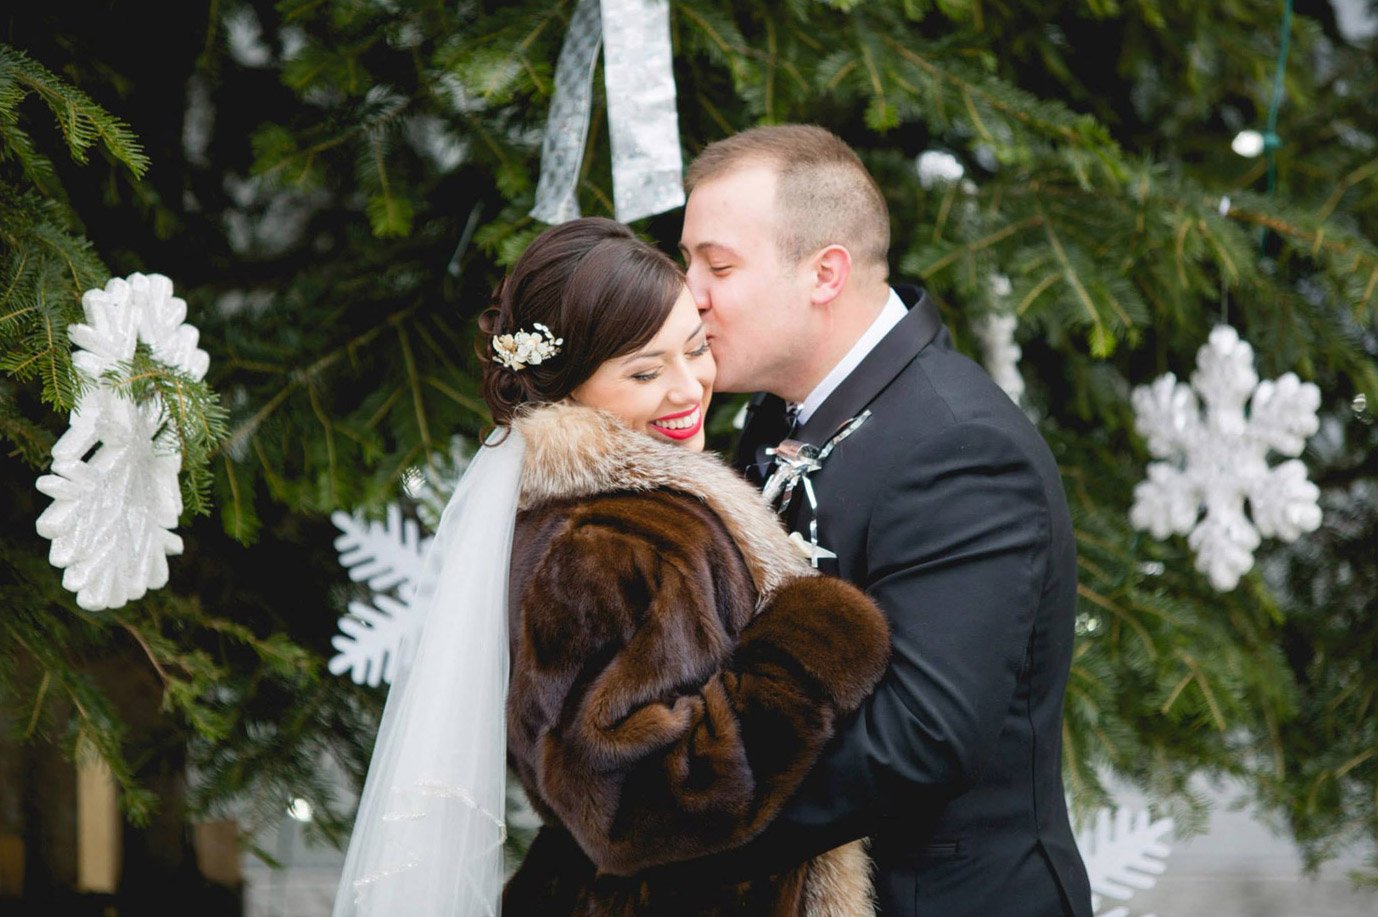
[1315,156,1378,224]
[217,304,418,460]
[0,44,149,178]
[396,325,435,466]
[305,378,340,507]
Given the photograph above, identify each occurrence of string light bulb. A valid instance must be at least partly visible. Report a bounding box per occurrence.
[1232,129,1266,158]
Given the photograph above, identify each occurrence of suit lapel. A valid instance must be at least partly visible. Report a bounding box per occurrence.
[795,286,943,446]
[733,391,787,481]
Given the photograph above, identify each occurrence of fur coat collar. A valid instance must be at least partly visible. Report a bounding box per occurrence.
[509,401,875,917]
[513,401,808,599]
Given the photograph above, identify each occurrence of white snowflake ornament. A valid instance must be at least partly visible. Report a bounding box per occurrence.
[132,275,211,378]
[329,504,432,687]
[36,390,185,610]
[973,274,1026,405]
[1078,806,1173,917]
[35,273,209,611]
[330,437,475,685]
[1130,325,1322,591]
[974,313,1025,403]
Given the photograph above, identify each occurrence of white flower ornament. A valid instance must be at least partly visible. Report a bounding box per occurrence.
[492,322,563,371]
[34,273,209,611]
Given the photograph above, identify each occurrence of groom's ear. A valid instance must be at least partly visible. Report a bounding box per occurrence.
[809,244,852,306]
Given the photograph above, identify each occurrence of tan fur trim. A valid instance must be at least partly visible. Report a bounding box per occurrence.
[512,402,809,600]
[804,841,875,917]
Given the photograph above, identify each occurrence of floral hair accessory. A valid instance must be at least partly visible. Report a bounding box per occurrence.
[492,322,563,371]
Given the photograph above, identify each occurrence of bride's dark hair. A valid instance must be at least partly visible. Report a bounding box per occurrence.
[479,217,684,426]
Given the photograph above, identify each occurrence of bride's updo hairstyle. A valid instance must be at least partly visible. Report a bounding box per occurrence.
[479,217,684,426]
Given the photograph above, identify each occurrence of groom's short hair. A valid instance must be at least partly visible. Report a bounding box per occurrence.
[686,124,889,272]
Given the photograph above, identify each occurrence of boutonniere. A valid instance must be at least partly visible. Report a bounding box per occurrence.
[761,411,871,569]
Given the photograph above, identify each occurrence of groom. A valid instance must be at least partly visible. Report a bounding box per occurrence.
[677,125,1094,916]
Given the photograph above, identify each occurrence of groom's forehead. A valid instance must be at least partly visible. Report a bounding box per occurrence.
[686,164,778,216]
[682,189,779,252]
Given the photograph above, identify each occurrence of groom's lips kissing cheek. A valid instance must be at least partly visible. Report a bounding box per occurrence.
[649,404,703,441]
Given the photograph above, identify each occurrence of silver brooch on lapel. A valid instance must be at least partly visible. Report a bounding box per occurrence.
[761,410,871,568]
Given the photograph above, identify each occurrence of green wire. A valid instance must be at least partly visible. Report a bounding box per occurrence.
[1264,0,1294,195]
[1260,0,1294,251]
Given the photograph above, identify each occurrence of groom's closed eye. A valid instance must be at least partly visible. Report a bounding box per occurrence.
[683,241,741,270]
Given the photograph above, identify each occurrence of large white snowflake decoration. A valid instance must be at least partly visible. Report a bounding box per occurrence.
[1078,806,1173,917]
[35,273,209,611]
[1129,325,1322,591]
[329,504,432,687]
[331,438,472,686]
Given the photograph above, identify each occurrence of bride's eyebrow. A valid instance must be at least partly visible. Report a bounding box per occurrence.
[618,324,706,362]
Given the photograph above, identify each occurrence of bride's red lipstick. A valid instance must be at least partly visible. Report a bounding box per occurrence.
[650,404,703,441]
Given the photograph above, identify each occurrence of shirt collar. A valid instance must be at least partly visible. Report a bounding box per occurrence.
[793,287,908,425]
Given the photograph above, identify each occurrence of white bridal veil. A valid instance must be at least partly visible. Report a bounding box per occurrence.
[332,428,526,917]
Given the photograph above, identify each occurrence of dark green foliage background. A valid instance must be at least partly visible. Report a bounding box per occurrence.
[2,0,1375,886]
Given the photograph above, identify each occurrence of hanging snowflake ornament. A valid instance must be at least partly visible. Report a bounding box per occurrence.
[1078,806,1172,917]
[35,273,209,611]
[331,437,473,685]
[973,273,1026,405]
[329,504,432,687]
[1130,325,1322,591]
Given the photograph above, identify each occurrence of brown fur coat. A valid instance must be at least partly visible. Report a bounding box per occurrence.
[500,403,889,916]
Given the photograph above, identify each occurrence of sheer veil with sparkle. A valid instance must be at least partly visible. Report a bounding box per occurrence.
[332,427,525,917]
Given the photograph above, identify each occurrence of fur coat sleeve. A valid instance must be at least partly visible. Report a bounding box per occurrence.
[507,487,890,878]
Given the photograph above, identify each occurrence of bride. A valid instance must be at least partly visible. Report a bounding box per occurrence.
[332,217,889,916]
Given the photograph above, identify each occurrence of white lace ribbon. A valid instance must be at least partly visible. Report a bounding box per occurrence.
[531,0,685,224]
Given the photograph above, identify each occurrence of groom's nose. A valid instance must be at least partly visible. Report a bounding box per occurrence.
[685,271,711,316]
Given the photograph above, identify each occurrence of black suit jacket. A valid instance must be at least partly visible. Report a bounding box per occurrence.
[725,286,1093,917]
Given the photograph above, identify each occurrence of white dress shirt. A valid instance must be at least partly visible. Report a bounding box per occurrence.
[793,287,908,425]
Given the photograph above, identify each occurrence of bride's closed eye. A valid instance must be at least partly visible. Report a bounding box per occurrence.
[629,341,710,383]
